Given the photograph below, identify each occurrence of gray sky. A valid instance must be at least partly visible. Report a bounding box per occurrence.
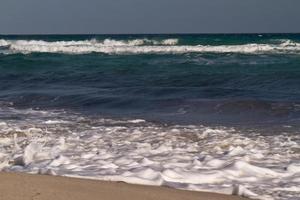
[1,0,300,34]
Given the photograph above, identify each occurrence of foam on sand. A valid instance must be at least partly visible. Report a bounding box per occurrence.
[0,105,300,199]
[0,173,246,200]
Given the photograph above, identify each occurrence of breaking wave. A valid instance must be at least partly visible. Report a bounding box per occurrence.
[1,38,300,55]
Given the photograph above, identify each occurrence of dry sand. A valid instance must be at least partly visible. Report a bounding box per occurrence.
[0,172,247,200]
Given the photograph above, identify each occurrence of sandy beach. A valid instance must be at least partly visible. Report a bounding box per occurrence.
[0,173,247,200]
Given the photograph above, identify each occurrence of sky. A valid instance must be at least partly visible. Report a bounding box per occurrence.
[0,0,300,34]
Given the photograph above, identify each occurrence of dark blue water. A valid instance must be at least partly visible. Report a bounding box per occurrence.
[1,34,300,125]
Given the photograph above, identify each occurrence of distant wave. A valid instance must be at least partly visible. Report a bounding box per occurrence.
[1,38,300,54]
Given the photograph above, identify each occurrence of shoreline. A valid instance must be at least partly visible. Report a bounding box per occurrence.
[0,172,247,200]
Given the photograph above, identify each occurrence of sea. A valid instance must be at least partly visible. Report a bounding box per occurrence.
[0,34,300,199]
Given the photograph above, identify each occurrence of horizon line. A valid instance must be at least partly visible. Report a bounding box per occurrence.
[1,32,300,36]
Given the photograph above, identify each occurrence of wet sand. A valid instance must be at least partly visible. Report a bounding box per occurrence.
[0,172,247,200]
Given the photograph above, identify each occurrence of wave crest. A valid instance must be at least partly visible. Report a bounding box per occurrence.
[1,38,300,55]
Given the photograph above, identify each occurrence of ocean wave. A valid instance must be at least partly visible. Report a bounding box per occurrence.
[0,38,179,47]
[0,105,300,199]
[1,38,300,55]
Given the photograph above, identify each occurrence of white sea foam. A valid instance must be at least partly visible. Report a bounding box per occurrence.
[0,39,9,47]
[0,38,300,55]
[0,106,300,199]
[159,38,179,45]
